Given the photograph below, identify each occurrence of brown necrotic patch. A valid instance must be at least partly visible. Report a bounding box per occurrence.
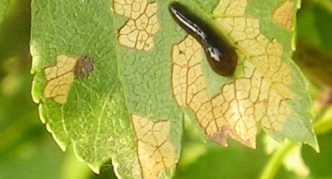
[74,56,94,78]
[43,55,94,104]
[113,0,160,51]
[272,0,294,30]
[171,0,295,148]
[132,115,176,179]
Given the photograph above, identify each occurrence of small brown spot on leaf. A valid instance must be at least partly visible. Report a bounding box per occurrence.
[74,56,94,78]
[43,55,94,104]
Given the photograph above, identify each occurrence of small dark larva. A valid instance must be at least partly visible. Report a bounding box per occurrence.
[169,2,238,76]
[74,56,94,78]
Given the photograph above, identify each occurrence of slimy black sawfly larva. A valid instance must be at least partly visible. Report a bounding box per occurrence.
[169,2,238,76]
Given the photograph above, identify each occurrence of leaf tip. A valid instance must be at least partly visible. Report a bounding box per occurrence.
[71,144,104,174]
[45,124,68,151]
[87,163,101,174]
[306,135,320,153]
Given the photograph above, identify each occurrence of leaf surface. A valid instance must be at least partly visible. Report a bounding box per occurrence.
[170,0,317,149]
[31,0,317,178]
[31,0,182,178]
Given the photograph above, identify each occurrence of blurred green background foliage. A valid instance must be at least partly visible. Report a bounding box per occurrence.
[0,0,332,178]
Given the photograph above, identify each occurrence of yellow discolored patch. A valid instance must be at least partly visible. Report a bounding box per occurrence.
[132,115,177,179]
[171,0,295,148]
[214,2,293,99]
[113,0,160,51]
[172,35,206,106]
[43,55,78,104]
[272,0,294,30]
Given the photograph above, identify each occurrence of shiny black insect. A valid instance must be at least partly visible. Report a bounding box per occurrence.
[169,2,238,76]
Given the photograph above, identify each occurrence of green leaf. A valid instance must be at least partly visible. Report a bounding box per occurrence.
[169,0,317,148]
[210,0,317,149]
[31,0,317,178]
[31,0,182,178]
